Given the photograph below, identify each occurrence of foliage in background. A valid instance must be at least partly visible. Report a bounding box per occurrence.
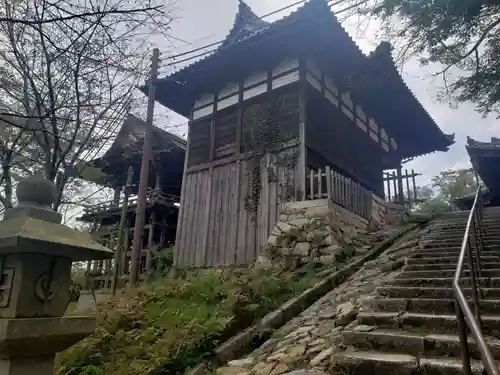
[412,168,478,214]
[0,0,174,213]
[366,0,500,115]
[151,246,174,278]
[55,264,327,375]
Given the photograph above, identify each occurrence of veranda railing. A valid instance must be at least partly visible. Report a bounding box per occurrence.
[306,167,372,219]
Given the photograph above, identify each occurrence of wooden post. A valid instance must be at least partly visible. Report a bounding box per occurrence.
[112,186,121,207]
[131,48,160,285]
[386,172,391,202]
[317,168,322,198]
[146,211,156,280]
[112,166,134,295]
[298,68,307,201]
[396,166,404,205]
[309,170,314,199]
[122,227,129,275]
[405,169,412,209]
[391,172,397,203]
[325,166,332,201]
[412,169,418,202]
[160,216,167,248]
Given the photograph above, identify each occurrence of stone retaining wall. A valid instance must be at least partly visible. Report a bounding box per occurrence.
[261,197,409,269]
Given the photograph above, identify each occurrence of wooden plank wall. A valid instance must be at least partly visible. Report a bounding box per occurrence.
[174,147,300,267]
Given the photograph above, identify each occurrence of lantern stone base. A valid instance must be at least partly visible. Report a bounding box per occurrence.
[0,316,95,374]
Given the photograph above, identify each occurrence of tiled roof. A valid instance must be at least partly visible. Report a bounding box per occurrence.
[467,136,500,149]
[156,0,340,84]
[366,42,455,149]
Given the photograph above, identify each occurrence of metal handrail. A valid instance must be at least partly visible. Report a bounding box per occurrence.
[453,186,500,375]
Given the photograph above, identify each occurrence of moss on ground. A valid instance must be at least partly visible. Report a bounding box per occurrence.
[55,263,330,375]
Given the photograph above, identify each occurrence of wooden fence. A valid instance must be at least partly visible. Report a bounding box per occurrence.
[383,169,421,208]
[306,167,372,219]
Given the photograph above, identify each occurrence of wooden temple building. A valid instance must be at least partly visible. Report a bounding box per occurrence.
[145,0,454,267]
[459,136,500,208]
[77,114,185,285]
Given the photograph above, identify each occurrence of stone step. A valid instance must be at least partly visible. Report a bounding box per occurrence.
[421,236,500,244]
[404,261,500,271]
[331,349,484,375]
[342,328,500,359]
[362,297,500,315]
[405,255,499,266]
[422,241,500,249]
[398,268,500,279]
[409,250,500,259]
[428,225,500,232]
[376,286,500,299]
[357,311,500,336]
[389,277,500,288]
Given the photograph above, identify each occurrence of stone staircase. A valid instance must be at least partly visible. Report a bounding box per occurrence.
[332,207,500,375]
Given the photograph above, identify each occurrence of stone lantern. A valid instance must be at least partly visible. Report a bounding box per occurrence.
[0,175,113,374]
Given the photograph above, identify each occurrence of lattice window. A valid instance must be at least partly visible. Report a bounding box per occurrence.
[241,91,299,153]
[188,120,210,166]
[214,112,237,160]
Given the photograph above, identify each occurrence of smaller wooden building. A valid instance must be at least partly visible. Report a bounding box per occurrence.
[77,114,186,285]
[465,136,500,207]
[148,0,454,267]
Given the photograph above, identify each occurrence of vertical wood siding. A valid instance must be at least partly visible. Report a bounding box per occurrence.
[174,148,299,267]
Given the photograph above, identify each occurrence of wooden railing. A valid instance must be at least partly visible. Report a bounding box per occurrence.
[306,167,372,219]
[83,188,179,216]
[383,169,421,208]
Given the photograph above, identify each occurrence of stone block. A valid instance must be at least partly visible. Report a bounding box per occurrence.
[268,235,279,246]
[277,221,294,234]
[322,234,337,246]
[320,245,342,255]
[292,242,311,257]
[319,255,335,263]
[288,218,309,228]
[304,205,331,218]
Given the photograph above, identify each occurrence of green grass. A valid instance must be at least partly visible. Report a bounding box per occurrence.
[55,263,330,375]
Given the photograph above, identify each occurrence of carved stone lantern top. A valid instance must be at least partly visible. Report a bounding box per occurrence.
[0,174,113,261]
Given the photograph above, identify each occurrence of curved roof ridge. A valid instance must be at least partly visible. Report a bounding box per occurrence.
[369,41,454,145]
[221,1,269,47]
[467,136,500,149]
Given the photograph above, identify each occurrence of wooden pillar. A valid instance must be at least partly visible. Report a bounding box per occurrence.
[396,165,405,205]
[160,216,167,248]
[122,224,129,275]
[405,169,412,209]
[155,170,161,191]
[386,172,391,202]
[146,212,156,280]
[112,186,121,207]
[298,64,307,201]
[411,169,418,202]
[391,172,397,203]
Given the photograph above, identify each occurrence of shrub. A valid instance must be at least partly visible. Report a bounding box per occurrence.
[56,266,326,375]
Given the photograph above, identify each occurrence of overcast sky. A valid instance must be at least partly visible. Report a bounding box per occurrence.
[153,0,500,188]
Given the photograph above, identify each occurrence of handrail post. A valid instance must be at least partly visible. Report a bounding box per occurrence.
[456,302,473,375]
[467,237,483,331]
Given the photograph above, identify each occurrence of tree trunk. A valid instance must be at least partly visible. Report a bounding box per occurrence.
[3,164,12,209]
